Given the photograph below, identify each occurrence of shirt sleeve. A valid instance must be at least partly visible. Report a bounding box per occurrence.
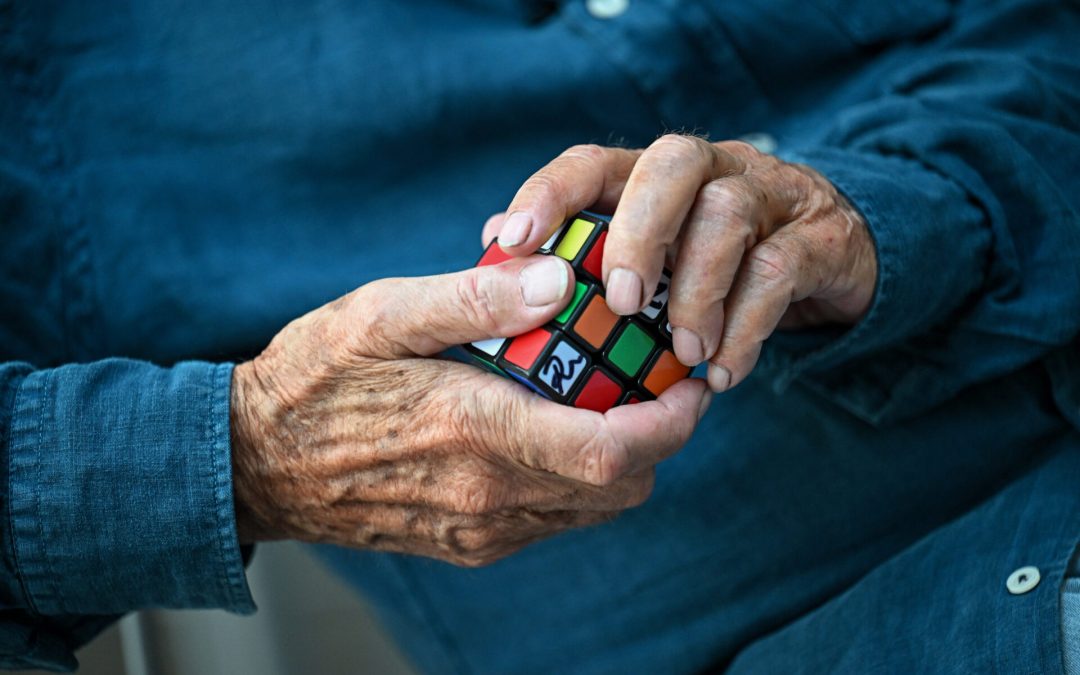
[762,1,1080,425]
[0,359,255,672]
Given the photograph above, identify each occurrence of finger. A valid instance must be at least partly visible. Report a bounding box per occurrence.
[707,224,838,392]
[667,176,760,366]
[358,255,575,358]
[322,420,655,514]
[481,211,506,248]
[466,373,710,487]
[603,135,746,315]
[601,378,711,474]
[497,144,641,254]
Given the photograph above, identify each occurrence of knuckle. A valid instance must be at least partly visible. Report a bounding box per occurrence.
[355,281,402,348]
[561,143,607,165]
[720,140,764,162]
[746,241,798,288]
[455,482,499,516]
[700,178,756,225]
[523,170,570,203]
[578,429,627,487]
[668,281,726,325]
[455,523,498,552]
[454,271,502,336]
[650,134,711,167]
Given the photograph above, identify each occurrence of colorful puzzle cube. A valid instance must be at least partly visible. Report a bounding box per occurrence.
[464,212,690,413]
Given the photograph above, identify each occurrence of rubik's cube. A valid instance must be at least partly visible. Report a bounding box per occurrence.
[464,212,690,412]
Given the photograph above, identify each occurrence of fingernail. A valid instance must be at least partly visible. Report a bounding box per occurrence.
[499,212,532,248]
[708,365,732,392]
[606,268,643,315]
[520,257,568,307]
[672,327,705,367]
[697,390,713,421]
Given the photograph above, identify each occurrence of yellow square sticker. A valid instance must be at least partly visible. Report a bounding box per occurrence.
[554,218,595,261]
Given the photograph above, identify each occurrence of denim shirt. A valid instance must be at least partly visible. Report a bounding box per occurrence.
[2,0,1079,672]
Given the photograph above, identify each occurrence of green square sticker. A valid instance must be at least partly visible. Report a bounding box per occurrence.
[555,282,589,325]
[608,323,654,377]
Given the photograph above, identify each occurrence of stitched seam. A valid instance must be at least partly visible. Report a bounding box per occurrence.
[36,370,63,613]
[207,365,229,603]
[211,364,248,607]
[4,368,36,615]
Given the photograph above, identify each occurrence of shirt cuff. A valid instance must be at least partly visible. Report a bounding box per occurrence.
[759,148,991,424]
[6,359,255,615]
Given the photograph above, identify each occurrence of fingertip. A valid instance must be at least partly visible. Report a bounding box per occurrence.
[604,267,645,315]
[601,377,707,470]
[697,387,713,421]
[654,376,709,417]
[518,255,573,308]
[671,327,706,367]
[499,209,565,257]
[482,212,506,248]
[498,211,533,249]
[707,364,732,392]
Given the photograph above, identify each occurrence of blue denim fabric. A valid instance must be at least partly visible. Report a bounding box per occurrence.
[2,0,1079,672]
[1066,552,1080,675]
[1067,577,1080,675]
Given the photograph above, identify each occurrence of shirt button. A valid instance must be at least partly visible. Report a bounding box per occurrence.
[1006,566,1041,595]
[586,0,629,19]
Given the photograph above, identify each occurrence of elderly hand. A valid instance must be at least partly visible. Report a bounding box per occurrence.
[230,256,710,566]
[485,137,878,392]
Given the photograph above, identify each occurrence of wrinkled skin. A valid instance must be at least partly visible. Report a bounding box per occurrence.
[489,136,878,392]
[230,134,876,567]
[230,255,711,567]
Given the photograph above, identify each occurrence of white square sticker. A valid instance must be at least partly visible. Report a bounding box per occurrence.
[471,338,505,357]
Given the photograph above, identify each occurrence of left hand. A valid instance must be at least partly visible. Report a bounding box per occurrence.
[482,136,878,392]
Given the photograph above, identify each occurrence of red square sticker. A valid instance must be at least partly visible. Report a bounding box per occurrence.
[581,231,606,280]
[503,328,552,370]
[572,368,623,413]
[477,243,513,267]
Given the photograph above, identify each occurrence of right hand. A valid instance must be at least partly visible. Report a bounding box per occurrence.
[230,255,711,567]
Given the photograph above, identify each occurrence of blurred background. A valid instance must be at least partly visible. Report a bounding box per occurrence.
[14,543,418,675]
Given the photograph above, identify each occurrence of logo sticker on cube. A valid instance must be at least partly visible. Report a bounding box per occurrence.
[538,339,588,396]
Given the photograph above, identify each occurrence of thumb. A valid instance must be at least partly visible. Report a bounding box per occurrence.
[358,255,575,358]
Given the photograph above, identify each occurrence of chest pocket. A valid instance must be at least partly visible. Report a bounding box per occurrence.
[809,0,954,46]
